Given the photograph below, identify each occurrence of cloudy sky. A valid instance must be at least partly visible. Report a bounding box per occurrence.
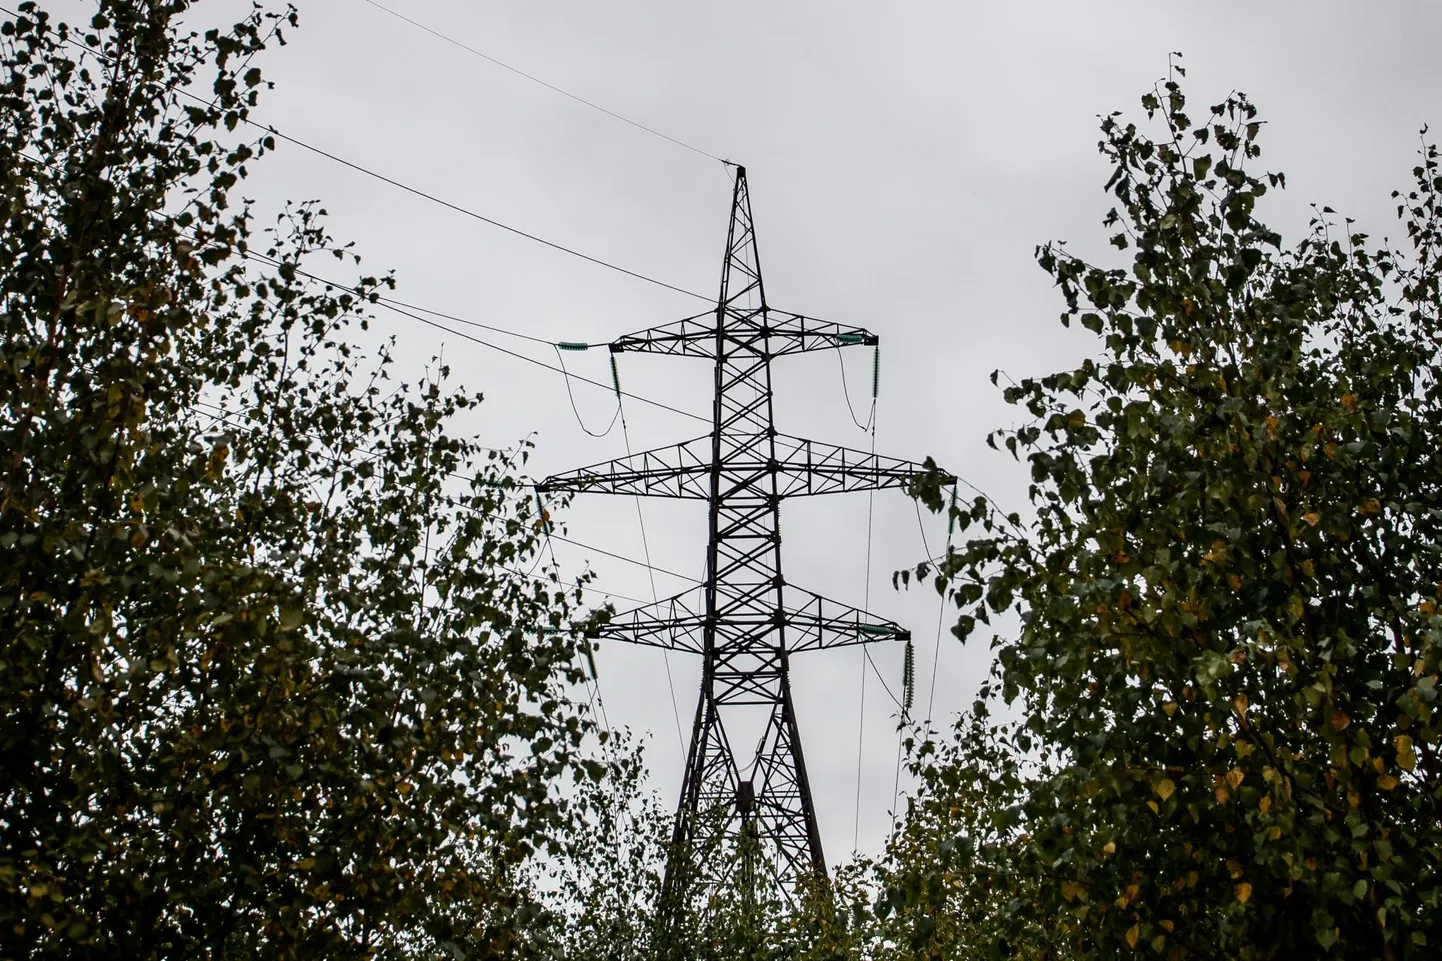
[148,0,1442,861]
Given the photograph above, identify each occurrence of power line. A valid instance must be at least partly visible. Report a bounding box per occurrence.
[387,295,710,353]
[245,115,713,303]
[358,0,732,167]
[237,247,711,426]
[0,10,714,304]
[838,345,877,432]
[186,398,689,599]
[14,147,708,429]
[915,491,957,728]
[553,346,622,438]
[546,529,697,586]
[853,408,879,851]
[612,360,688,755]
[378,293,564,347]
[190,393,701,585]
[176,248,709,586]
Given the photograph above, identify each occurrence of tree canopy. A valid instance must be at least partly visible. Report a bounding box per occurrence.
[897,65,1442,959]
[1,3,600,956]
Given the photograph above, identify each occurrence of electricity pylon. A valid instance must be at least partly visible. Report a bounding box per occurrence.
[538,166,949,917]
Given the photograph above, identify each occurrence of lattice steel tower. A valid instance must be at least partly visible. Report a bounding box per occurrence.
[539,167,947,912]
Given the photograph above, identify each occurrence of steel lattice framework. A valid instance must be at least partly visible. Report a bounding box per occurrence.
[538,166,949,915]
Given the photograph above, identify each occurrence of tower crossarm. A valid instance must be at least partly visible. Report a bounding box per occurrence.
[781,586,911,652]
[769,433,954,497]
[588,584,908,656]
[610,310,879,360]
[537,435,713,499]
[590,589,707,654]
[536,433,952,501]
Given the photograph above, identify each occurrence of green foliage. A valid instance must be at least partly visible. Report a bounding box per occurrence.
[541,733,672,961]
[0,3,599,956]
[543,759,874,961]
[905,63,1442,958]
[869,717,1075,960]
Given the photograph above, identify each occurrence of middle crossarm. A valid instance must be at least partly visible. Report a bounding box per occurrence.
[586,585,909,655]
[536,434,952,500]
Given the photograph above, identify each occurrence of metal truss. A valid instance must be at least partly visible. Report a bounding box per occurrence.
[590,586,910,656]
[539,432,931,501]
[539,166,950,924]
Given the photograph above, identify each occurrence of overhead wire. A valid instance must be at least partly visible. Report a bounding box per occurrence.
[236,246,711,426]
[852,386,879,852]
[554,346,621,437]
[533,492,632,838]
[610,356,688,755]
[177,247,706,586]
[389,297,711,348]
[838,346,877,432]
[185,398,664,605]
[852,337,885,850]
[18,151,711,449]
[244,115,712,303]
[0,11,715,304]
[919,486,959,728]
[358,0,732,167]
[377,294,563,347]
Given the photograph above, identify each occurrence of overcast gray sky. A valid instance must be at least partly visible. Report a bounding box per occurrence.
[178,0,1442,861]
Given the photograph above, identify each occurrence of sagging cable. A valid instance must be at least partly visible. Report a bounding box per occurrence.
[555,344,621,437]
[838,344,878,432]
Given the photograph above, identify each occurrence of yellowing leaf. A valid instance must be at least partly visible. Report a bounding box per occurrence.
[1378,774,1400,790]
[1302,511,1321,527]
[1103,840,1116,856]
[1226,768,1244,790]
[1396,735,1418,772]
[1155,778,1176,801]
[1235,882,1252,903]
[1126,924,1141,948]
